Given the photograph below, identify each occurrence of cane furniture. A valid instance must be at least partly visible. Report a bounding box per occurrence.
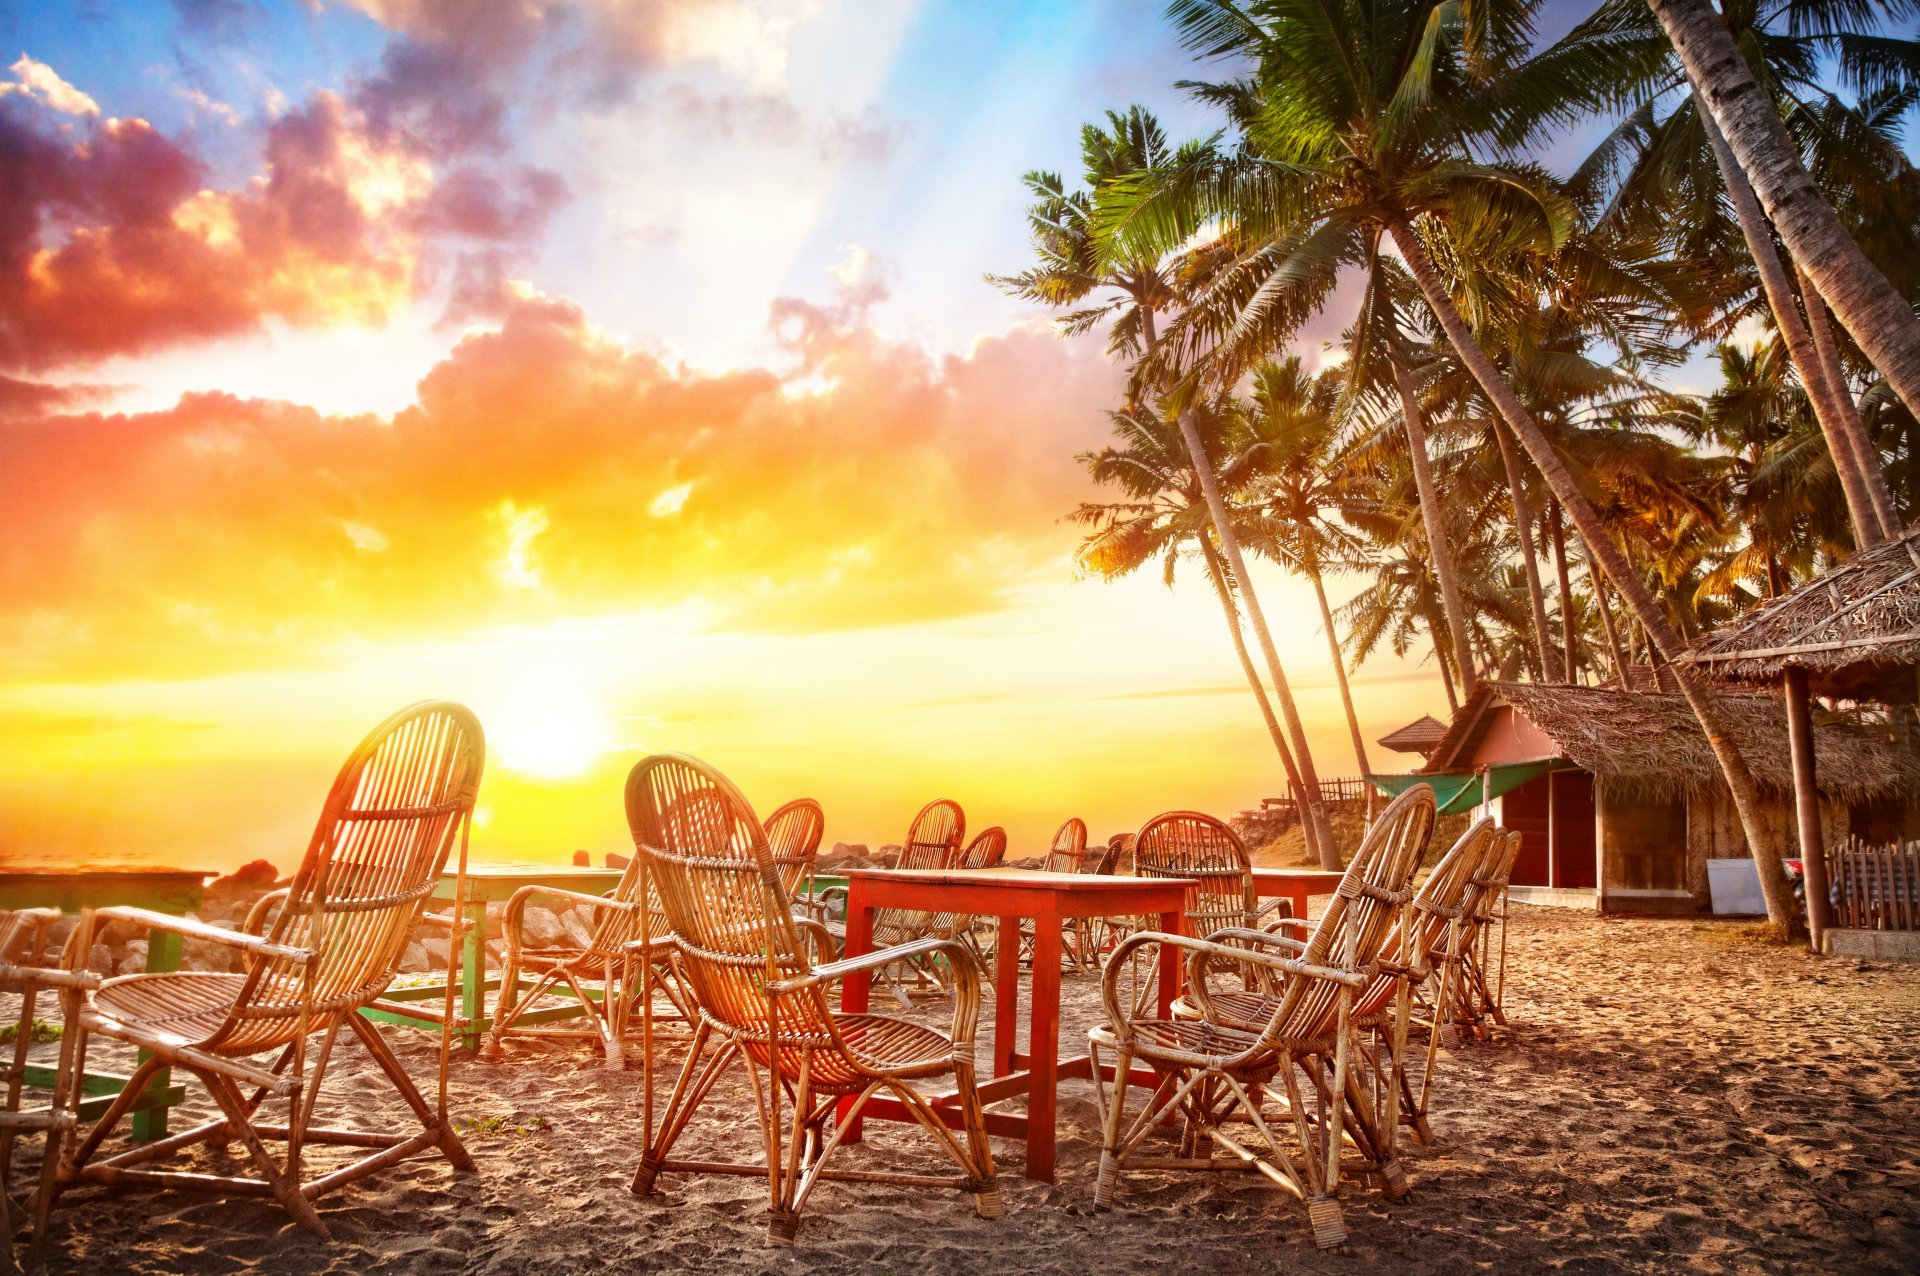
[624,754,999,1246]
[46,701,485,1240]
[837,866,1190,1182]
[1087,784,1434,1249]
[1249,869,1350,924]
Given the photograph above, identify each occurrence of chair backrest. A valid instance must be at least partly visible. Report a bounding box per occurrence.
[764,798,826,896]
[626,754,840,1076]
[902,799,965,870]
[1133,811,1258,941]
[1253,784,1434,1048]
[1355,817,1498,1019]
[1088,838,1126,876]
[1040,818,1089,873]
[221,702,484,1050]
[959,828,1008,870]
[1466,828,1524,929]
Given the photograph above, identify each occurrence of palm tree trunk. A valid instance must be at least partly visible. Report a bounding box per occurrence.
[1389,216,1799,931]
[1200,539,1313,812]
[1548,499,1579,681]
[1307,562,1372,779]
[1493,420,1560,681]
[1176,407,1340,869]
[1653,0,1920,427]
[1797,264,1899,536]
[1592,559,1629,682]
[1692,97,1887,547]
[1390,351,1480,701]
[1425,599,1460,713]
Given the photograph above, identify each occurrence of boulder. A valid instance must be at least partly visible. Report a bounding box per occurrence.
[421,936,452,968]
[606,851,631,870]
[116,939,149,977]
[571,849,591,866]
[399,942,431,974]
[559,908,596,949]
[87,943,113,976]
[520,906,566,949]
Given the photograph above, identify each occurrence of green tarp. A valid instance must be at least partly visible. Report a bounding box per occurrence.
[1369,760,1560,815]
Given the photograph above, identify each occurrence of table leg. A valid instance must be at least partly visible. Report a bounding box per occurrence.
[1157,908,1182,1018]
[130,927,183,1141]
[837,893,874,1143]
[1291,886,1310,924]
[460,900,487,1050]
[992,916,1019,1078]
[1027,911,1062,1182]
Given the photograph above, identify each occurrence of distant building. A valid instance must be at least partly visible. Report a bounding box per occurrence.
[1398,682,1916,914]
[1375,713,1450,760]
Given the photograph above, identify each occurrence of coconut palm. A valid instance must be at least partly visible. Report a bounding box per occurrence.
[995,103,1340,865]
[1644,0,1920,450]
[1070,400,1315,838]
[1239,357,1375,778]
[1524,0,1918,545]
[1109,0,1800,926]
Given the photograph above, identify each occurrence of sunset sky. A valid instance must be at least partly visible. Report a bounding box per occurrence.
[0,0,1474,871]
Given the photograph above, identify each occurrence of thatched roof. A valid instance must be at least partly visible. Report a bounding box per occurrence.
[1422,681,1919,803]
[1376,713,1449,756]
[1679,525,1920,700]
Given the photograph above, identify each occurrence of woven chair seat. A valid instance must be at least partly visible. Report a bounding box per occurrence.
[1091,1015,1262,1063]
[822,1012,958,1075]
[91,972,310,1053]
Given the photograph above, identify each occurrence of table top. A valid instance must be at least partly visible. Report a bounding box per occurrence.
[433,863,626,903]
[0,867,213,913]
[1250,868,1347,884]
[842,866,1194,892]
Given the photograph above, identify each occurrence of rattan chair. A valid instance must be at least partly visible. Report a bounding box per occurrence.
[623,755,999,1246]
[1087,784,1434,1250]
[1191,816,1502,1170]
[928,827,1008,975]
[45,702,484,1240]
[1,910,96,1274]
[1448,828,1524,1041]
[1018,819,1093,970]
[765,798,827,900]
[1106,812,1285,1015]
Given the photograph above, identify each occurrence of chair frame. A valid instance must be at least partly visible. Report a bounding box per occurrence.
[622,755,998,1246]
[1086,785,1435,1250]
[42,701,484,1241]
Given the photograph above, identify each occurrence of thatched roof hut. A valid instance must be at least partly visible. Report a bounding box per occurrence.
[1422,682,1919,803]
[1679,525,1920,700]
[1376,713,1449,757]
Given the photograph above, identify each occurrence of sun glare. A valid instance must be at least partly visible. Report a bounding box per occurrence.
[488,674,617,779]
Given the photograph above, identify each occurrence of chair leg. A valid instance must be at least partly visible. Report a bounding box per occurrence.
[950,1059,1001,1219]
[199,1069,330,1239]
[347,1013,475,1172]
[1092,1042,1135,1211]
[632,1023,724,1195]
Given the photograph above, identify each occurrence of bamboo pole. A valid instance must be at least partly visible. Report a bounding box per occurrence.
[1782,668,1830,951]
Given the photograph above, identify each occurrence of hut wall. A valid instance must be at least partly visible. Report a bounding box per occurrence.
[1685,788,1851,905]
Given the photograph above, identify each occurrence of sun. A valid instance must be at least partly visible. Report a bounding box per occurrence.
[488,673,617,779]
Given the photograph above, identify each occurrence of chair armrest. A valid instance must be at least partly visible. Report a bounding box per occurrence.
[1101,929,1365,1035]
[501,885,634,950]
[1253,898,1290,924]
[80,906,315,968]
[242,888,290,935]
[767,936,962,993]
[1207,924,1306,954]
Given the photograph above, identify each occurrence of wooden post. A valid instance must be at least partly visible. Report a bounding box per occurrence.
[1783,668,1831,950]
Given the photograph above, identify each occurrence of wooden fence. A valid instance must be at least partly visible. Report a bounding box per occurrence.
[1827,837,1920,932]
[1261,777,1374,815]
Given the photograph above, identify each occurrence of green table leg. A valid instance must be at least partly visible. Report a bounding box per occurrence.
[460,900,486,1050]
[130,928,184,1141]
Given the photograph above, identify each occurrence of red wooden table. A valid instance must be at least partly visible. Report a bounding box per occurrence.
[837,867,1190,1182]
[1250,868,1347,922]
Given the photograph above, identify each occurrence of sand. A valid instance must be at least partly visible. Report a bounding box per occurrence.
[14,904,1920,1274]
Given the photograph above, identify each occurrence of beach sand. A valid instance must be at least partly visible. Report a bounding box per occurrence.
[14,904,1920,1274]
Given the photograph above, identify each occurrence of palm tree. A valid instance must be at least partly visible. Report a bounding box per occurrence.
[1646,0,1920,437]
[1240,357,1374,779]
[1526,0,1915,545]
[994,105,1339,865]
[1114,0,1800,927]
[1070,401,1317,840]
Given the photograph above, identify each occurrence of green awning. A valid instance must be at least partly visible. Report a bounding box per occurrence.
[1369,760,1560,815]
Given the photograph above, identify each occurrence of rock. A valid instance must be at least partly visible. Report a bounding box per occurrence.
[87,943,113,976]
[571,849,591,866]
[559,908,596,949]
[399,942,430,974]
[832,842,869,859]
[606,851,631,870]
[207,858,279,896]
[521,906,565,949]
[1009,856,1046,870]
[877,845,903,869]
[116,939,149,976]
[421,936,452,967]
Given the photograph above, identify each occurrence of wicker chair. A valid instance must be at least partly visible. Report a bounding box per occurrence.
[1087,784,1434,1250]
[1,910,96,1274]
[623,754,999,1246]
[45,702,484,1239]
[1191,816,1502,1172]
[765,799,826,900]
[1448,828,1525,1041]
[929,827,1008,974]
[1106,812,1285,1015]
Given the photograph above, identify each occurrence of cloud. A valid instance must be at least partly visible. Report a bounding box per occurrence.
[0,284,1122,681]
[2,56,101,117]
[0,69,567,371]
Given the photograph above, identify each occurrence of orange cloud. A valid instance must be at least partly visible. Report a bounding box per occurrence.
[0,288,1120,681]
